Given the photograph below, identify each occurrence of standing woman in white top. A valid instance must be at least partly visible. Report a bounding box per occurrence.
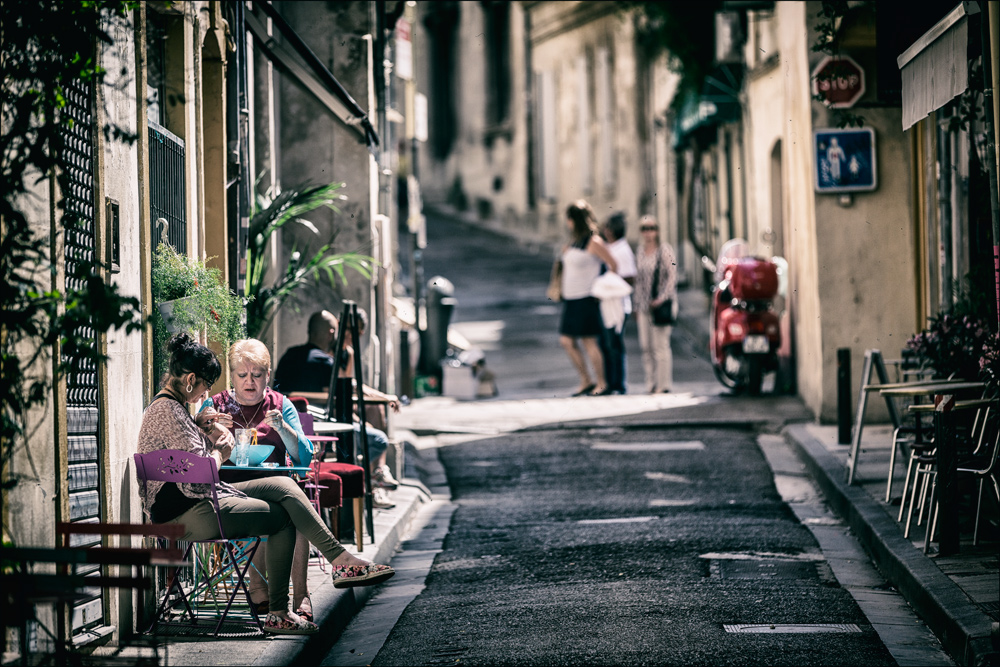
[559,200,617,396]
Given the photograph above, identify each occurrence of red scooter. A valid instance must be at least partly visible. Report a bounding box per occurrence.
[703,240,781,395]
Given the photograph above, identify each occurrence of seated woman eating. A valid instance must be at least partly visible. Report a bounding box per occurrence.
[199,338,325,621]
[137,333,393,636]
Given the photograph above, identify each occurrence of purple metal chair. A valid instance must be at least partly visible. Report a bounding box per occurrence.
[134,449,262,635]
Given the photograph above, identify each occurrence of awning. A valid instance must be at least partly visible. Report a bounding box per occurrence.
[897,2,979,131]
[246,1,379,153]
[673,64,743,148]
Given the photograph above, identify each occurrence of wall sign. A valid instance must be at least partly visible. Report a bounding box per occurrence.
[814,128,877,193]
[812,55,865,108]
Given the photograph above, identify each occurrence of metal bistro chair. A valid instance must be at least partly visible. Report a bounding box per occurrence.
[134,449,263,635]
[297,411,367,551]
[922,402,999,549]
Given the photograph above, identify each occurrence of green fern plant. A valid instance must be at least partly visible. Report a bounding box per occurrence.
[245,182,374,339]
[151,244,246,380]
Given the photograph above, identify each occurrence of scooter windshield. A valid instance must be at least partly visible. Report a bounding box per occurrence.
[715,238,750,285]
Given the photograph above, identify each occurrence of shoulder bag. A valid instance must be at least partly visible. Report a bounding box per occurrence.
[650,249,675,326]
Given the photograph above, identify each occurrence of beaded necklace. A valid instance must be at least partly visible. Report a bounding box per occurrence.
[232,389,266,430]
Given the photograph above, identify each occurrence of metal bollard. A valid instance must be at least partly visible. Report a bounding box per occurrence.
[837,348,851,444]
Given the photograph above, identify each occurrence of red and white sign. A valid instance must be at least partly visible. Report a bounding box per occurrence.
[812,55,865,109]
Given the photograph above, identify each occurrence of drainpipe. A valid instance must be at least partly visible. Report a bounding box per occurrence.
[724,128,734,242]
[524,6,535,210]
[937,114,954,312]
[984,2,999,326]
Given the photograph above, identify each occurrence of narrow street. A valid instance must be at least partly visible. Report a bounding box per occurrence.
[323,212,954,666]
[371,424,895,666]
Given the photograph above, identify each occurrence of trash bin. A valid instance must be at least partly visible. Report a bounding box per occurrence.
[419,276,456,376]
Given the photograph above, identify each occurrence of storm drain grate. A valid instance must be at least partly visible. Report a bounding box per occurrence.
[724,623,861,634]
[711,559,819,580]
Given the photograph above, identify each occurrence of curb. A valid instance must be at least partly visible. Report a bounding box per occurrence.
[784,423,997,667]
[252,485,429,666]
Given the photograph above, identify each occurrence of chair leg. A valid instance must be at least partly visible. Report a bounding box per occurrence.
[924,478,938,554]
[886,430,902,503]
[149,544,197,632]
[329,507,340,541]
[353,497,365,552]
[916,470,932,527]
[214,538,262,635]
[898,453,918,522]
[971,478,984,546]
[904,462,927,539]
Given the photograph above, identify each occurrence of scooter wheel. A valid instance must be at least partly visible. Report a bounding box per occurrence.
[714,362,743,391]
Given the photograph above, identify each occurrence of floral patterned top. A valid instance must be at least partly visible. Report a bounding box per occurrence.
[136,394,244,521]
[634,242,677,315]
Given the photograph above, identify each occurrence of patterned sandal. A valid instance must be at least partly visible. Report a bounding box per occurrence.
[295,598,313,623]
[331,562,395,588]
[262,612,318,635]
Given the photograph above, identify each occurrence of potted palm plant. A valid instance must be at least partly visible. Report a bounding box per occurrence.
[244,182,373,339]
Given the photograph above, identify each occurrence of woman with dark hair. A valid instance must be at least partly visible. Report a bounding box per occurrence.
[558,200,617,396]
[137,333,394,636]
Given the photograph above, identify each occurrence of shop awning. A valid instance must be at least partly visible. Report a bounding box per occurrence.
[673,63,743,148]
[897,2,979,131]
[246,1,379,153]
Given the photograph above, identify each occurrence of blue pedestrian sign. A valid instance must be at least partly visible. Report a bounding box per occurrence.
[814,128,876,193]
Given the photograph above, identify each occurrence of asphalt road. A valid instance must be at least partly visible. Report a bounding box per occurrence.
[371,419,900,666]
[323,212,938,665]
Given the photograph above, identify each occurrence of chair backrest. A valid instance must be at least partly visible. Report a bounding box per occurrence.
[288,396,309,413]
[133,449,225,537]
[297,411,315,436]
[134,449,220,486]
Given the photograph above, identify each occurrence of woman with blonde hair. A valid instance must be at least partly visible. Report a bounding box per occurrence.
[634,216,677,393]
[558,200,617,396]
[200,338,354,623]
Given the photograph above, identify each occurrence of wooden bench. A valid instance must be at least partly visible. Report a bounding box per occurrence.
[1,522,185,664]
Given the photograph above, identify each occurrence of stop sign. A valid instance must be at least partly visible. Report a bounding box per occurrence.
[812,55,865,109]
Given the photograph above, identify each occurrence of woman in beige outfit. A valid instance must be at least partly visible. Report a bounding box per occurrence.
[633,216,677,393]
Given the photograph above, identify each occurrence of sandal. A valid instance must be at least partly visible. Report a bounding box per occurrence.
[331,562,395,589]
[262,612,318,635]
[294,600,313,623]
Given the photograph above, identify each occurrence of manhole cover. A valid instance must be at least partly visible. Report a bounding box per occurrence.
[592,441,706,452]
[577,516,657,525]
[712,559,818,580]
[724,623,861,634]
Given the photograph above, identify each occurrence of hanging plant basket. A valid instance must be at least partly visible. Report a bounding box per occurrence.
[156,297,197,334]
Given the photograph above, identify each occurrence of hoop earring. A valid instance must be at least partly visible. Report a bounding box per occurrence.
[186,384,193,393]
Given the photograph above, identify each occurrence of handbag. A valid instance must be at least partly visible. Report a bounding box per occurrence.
[650,250,675,326]
[546,258,562,301]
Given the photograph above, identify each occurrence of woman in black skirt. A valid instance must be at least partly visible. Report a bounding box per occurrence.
[558,200,617,396]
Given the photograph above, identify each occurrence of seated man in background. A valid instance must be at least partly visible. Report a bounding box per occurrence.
[274,309,400,509]
[273,310,339,394]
